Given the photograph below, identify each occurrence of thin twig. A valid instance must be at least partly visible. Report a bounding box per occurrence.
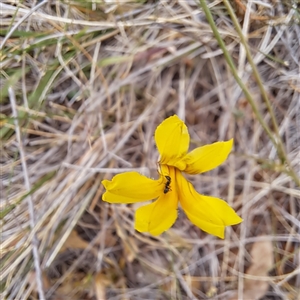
[8,87,45,299]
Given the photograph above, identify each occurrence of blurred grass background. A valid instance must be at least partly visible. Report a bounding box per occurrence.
[1,1,300,299]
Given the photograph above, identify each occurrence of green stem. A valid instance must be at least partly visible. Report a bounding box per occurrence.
[222,0,286,162]
[198,0,300,186]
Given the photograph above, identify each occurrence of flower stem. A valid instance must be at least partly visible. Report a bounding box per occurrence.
[198,0,300,186]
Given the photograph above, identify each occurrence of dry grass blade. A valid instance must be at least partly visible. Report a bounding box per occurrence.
[228,240,274,300]
[7,87,45,299]
[1,0,299,299]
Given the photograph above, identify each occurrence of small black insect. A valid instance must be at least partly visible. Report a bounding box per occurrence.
[164,176,172,194]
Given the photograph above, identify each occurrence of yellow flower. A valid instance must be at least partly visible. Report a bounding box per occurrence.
[102,115,242,238]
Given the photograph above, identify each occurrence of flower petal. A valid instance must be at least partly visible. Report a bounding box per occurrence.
[134,191,178,236]
[176,169,242,238]
[155,115,189,169]
[102,172,164,203]
[183,213,227,238]
[183,139,233,174]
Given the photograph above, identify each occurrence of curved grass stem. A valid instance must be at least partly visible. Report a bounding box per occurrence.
[199,0,300,186]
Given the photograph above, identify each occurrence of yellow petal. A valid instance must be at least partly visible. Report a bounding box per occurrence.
[183,139,233,174]
[183,212,227,238]
[176,169,242,238]
[135,166,178,235]
[155,115,189,168]
[102,172,164,204]
[134,191,178,236]
[102,191,151,204]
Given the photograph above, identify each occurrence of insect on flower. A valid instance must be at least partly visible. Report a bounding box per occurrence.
[102,115,243,238]
[164,175,172,194]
